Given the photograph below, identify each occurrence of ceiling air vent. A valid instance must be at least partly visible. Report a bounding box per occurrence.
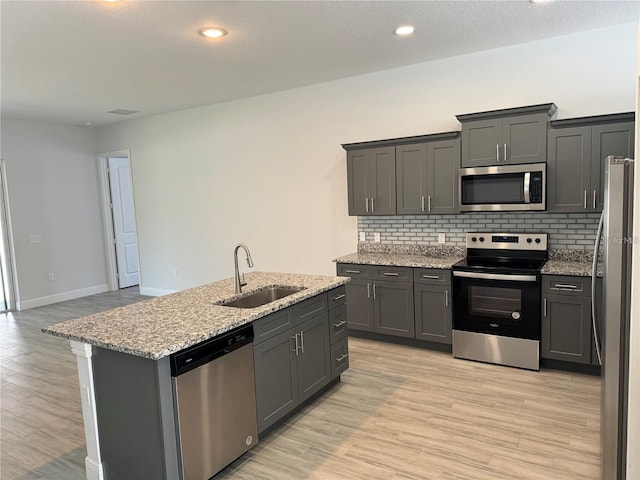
[107,109,139,115]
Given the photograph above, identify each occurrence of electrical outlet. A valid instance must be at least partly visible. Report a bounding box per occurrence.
[374,232,381,243]
[29,234,42,244]
[359,231,366,242]
[48,273,55,281]
[172,268,178,277]
[438,233,446,244]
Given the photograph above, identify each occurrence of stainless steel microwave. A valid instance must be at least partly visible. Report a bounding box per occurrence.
[459,163,546,212]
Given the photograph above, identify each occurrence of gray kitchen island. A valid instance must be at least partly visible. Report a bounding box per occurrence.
[43,272,349,480]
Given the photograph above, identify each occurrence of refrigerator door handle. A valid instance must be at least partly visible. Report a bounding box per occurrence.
[591,210,604,366]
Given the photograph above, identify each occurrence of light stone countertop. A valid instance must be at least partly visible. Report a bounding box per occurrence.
[541,260,602,277]
[333,251,464,269]
[42,272,348,360]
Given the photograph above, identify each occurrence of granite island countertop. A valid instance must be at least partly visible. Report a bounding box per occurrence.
[42,272,348,360]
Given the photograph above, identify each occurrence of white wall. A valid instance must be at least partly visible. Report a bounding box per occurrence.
[96,23,638,293]
[1,118,109,308]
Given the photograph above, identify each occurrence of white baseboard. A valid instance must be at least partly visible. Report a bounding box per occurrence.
[84,456,105,480]
[17,284,110,310]
[139,286,176,297]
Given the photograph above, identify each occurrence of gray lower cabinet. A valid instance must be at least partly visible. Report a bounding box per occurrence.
[346,146,396,216]
[328,285,349,379]
[547,115,634,213]
[457,105,555,167]
[373,280,415,338]
[414,268,452,344]
[337,263,414,338]
[541,275,594,365]
[253,290,342,434]
[396,138,460,215]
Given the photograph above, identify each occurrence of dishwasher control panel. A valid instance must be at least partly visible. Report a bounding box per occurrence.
[170,324,254,376]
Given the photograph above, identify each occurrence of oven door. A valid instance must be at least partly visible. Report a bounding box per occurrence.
[452,271,541,340]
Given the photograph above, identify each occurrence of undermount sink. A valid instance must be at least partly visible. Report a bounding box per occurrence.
[217,286,306,309]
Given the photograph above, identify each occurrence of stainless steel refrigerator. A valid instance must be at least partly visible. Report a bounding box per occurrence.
[593,155,634,480]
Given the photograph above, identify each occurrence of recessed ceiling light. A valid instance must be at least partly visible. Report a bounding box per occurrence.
[530,0,552,3]
[199,27,228,39]
[84,122,93,126]
[394,25,415,36]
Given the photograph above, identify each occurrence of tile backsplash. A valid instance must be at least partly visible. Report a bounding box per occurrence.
[358,212,601,250]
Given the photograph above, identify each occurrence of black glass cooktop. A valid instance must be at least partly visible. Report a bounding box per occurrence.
[452,256,547,275]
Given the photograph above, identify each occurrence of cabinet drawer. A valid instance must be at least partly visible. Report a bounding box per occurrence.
[337,263,372,279]
[372,265,412,282]
[329,304,348,344]
[542,275,591,296]
[330,337,349,379]
[253,308,293,345]
[327,285,347,309]
[294,293,328,321]
[414,268,451,285]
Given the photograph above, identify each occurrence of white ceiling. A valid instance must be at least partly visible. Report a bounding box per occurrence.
[1,0,638,127]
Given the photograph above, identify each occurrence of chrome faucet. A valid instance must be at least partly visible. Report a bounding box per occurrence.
[234,243,254,293]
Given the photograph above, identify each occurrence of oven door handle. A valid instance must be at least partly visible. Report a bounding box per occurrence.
[452,271,538,282]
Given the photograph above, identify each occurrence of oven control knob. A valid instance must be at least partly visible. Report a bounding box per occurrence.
[479,237,485,242]
[471,236,477,242]
[535,238,541,244]
[526,238,532,243]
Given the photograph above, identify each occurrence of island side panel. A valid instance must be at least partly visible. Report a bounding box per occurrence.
[70,341,105,480]
[92,347,179,480]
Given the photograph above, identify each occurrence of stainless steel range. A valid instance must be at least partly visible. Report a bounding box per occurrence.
[451,232,548,371]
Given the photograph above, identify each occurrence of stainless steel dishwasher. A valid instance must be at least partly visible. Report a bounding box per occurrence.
[171,324,258,480]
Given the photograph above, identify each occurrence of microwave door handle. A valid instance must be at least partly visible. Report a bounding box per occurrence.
[523,172,531,203]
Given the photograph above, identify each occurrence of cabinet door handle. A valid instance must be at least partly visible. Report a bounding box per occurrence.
[292,334,299,356]
[543,298,547,317]
[421,195,425,212]
[593,190,597,209]
[421,274,440,279]
[584,190,588,209]
[300,330,304,353]
[383,272,399,277]
[371,197,374,212]
[333,294,346,301]
[504,143,507,162]
[345,269,360,274]
[496,144,500,163]
[334,320,347,328]
[367,283,370,299]
[373,283,377,299]
[445,289,449,308]
[428,195,432,212]
[365,197,369,213]
[336,353,349,362]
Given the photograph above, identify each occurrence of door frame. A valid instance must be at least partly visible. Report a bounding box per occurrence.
[0,158,19,310]
[97,150,139,291]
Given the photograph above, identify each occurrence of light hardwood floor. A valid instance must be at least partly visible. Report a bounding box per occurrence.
[1,289,601,479]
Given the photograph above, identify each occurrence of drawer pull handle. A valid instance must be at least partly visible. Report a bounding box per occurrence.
[554,284,578,289]
[334,320,347,328]
[336,354,349,362]
[421,274,440,279]
[332,294,346,301]
[345,270,361,274]
[383,272,399,277]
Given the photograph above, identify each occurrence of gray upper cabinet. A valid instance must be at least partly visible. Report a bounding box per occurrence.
[346,146,396,215]
[548,114,635,213]
[457,104,557,168]
[396,137,460,215]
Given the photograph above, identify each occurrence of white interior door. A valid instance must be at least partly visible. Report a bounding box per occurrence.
[108,157,139,288]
